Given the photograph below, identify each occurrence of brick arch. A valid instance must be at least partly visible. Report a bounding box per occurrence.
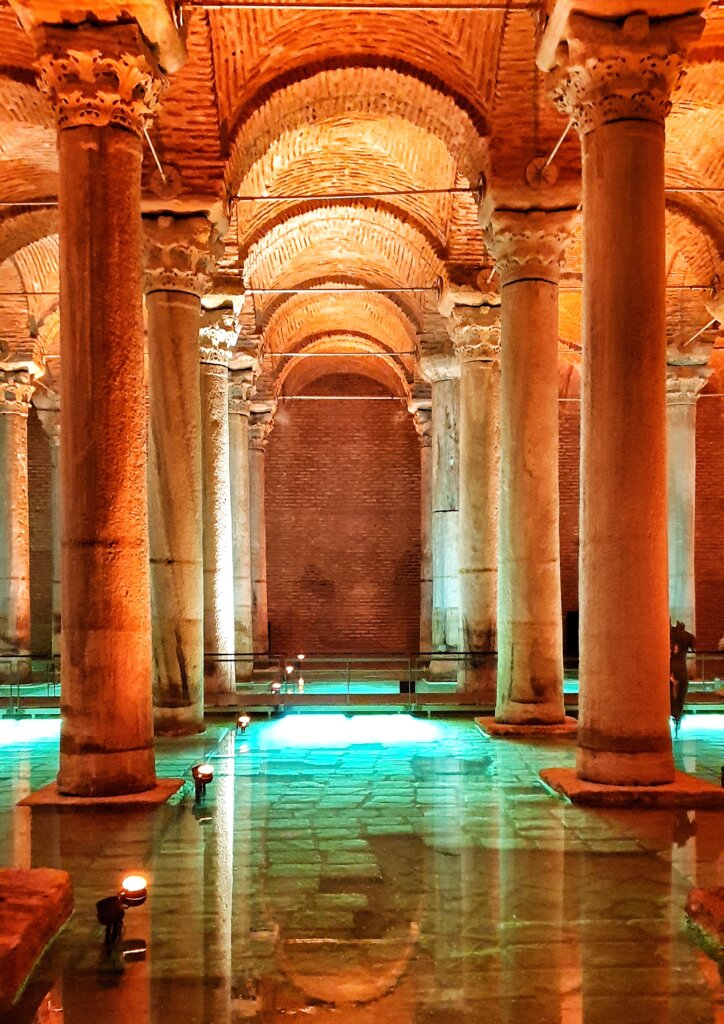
[0,211,58,265]
[665,202,723,289]
[277,335,411,399]
[226,65,489,197]
[0,233,59,347]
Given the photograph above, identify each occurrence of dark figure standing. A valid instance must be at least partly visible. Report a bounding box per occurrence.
[670,620,695,737]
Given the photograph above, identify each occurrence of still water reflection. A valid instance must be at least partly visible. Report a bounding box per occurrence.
[0,715,722,1023]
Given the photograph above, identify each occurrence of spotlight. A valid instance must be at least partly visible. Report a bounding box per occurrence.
[237,713,251,734]
[285,665,294,676]
[191,762,214,801]
[271,681,282,694]
[297,653,305,661]
[96,874,149,954]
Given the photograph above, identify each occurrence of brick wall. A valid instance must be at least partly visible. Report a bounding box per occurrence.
[558,401,580,653]
[27,406,52,655]
[265,373,421,654]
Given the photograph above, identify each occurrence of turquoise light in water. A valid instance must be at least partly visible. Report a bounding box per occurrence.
[677,713,724,735]
[258,713,444,750]
[0,719,61,747]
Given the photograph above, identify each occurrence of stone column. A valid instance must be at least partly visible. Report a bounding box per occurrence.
[549,10,704,784]
[419,354,460,653]
[229,369,255,679]
[450,304,501,697]
[483,209,576,724]
[199,312,236,696]
[144,214,221,735]
[37,27,165,795]
[410,399,433,653]
[666,361,710,634]
[248,409,275,656]
[0,370,35,659]
[34,382,61,658]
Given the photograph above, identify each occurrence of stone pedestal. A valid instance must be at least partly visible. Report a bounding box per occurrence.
[549,9,705,784]
[483,209,576,724]
[249,410,275,656]
[34,385,61,659]
[410,400,433,654]
[666,365,710,635]
[37,26,165,795]
[450,305,500,697]
[229,370,255,680]
[144,214,221,734]
[0,371,34,660]
[199,313,237,695]
[419,355,460,653]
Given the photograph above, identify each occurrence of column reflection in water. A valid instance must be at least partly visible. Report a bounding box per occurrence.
[204,732,234,1023]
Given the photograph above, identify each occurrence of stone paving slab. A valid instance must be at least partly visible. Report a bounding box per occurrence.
[686,887,724,954]
[18,778,185,807]
[0,868,73,1009]
[540,768,724,808]
[476,717,578,738]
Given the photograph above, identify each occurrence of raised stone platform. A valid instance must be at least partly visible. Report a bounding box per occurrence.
[19,777,185,807]
[686,887,724,956]
[475,716,578,738]
[0,868,73,1010]
[540,768,724,808]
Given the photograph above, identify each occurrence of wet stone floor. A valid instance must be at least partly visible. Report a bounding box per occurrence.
[0,712,723,1023]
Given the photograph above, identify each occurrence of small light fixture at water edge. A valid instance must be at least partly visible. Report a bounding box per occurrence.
[191,762,214,801]
[237,713,251,734]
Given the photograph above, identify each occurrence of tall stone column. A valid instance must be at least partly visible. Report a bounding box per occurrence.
[199,312,236,696]
[34,379,61,658]
[248,409,275,656]
[37,27,165,795]
[666,361,710,634]
[419,354,460,653]
[484,209,576,724]
[229,369,255,679]
[410,398,432,653]
[0,369,35,659]
[144,213,221,734]
[449,304,501,697]
[549,10,704,784]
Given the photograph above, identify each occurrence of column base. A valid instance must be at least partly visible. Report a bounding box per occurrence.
[154,704,205,737]
[57,746,156,797]
[540,767,724,808]
[577,746,675,787]
[476,716,577,738]
[457,661,497,701]
[494,696,567,726]
[20,777,185,806]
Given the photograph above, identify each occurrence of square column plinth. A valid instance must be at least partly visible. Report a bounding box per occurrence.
[18,777,185,806]
[476,716,578,738]
[540,768,724,808]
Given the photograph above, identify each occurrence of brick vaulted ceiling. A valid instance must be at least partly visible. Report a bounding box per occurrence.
[0,1,723,392]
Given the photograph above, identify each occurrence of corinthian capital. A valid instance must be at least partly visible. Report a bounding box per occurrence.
[483,208,578,286]
[35,23,165,135]
[0,370,35,416]
[228,368,256,416]
[199,310,238,365]
[144,214,224,297]
[547,11,705,135]
[418,349,460,383]
[248,410,275,451]
[448,305,500,363]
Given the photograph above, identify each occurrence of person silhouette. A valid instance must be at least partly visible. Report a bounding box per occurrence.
[670,620,695,737]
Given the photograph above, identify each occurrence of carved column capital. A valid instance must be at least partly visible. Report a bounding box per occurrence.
[483,208,579,286]
[418,349,460,383]
[411,406,432,448]
[200,311,238,365]
[228,369,256,417]
[144,214,224,297]
[448,305,501,363]
[248,410,275,451]
[0,370,35,416]
[35,24,166,136]
[666,364,711,405]
[548,11,705,135]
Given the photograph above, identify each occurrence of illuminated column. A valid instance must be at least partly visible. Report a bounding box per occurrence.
[34,377,61,658]
[199,312,236,696]
[248,408,275,655]
[549,9,704,783]
[666,361,710,634]
[229,369,255,680]
[419,354,460,652]
[450,304,500,696]
[0,366,35,658]
[410,398,433,652]
[144,214,221,734]
[484,208,576,724]
[37,28,165,794]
